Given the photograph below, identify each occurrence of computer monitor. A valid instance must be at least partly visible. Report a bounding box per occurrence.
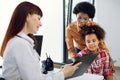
[34,35,43,56]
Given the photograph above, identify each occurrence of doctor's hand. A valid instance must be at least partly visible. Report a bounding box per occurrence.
[62,62,81,78]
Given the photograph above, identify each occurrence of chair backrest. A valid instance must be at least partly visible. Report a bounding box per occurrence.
[34,35,43,56]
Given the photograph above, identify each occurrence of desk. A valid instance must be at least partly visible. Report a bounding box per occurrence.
[50,68,104,80]
[67,73,104,80]
[0,68,104,80]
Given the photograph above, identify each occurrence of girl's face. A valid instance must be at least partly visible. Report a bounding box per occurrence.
[76,12,89,27]
[85,34,99,53]
[25,14,42,34]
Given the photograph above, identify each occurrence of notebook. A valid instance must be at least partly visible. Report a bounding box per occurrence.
[66,52,99,79]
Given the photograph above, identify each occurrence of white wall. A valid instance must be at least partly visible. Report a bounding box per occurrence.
[0,0,63,63]
[94,0,120,66]
[38,0,63,62]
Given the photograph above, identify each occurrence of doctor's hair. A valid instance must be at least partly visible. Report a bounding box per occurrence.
[73,1,95,18]
[80,24,105,41]
[0,1,43,57]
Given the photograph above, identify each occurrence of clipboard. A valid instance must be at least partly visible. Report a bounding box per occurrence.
[66,52,99,79]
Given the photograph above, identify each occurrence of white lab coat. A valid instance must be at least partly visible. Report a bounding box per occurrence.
[2,32,64,80]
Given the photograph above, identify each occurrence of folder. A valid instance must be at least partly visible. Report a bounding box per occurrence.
[66,52,99,79]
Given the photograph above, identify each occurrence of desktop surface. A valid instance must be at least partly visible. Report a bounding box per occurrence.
[66,73,103,80]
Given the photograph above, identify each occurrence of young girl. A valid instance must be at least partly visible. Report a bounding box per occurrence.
[76,25,113,80]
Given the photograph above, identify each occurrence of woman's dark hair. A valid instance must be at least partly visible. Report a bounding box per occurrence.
[73,2,95,18]
[80,25,105,41]
[0,1,43,56]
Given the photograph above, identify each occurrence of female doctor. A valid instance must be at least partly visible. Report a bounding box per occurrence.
[0,1,80,80]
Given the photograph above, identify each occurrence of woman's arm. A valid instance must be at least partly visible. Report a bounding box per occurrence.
[14,41,65,80]
[65,27,76,58]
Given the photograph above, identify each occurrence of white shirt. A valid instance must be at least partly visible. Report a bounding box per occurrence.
[2,32,64,80]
